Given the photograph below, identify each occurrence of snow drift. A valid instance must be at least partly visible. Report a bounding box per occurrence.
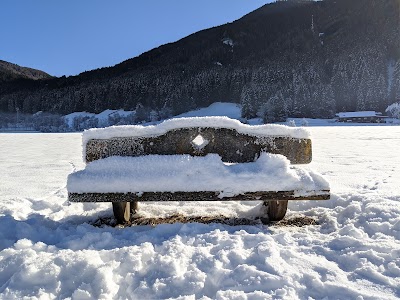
[1,126,400,299]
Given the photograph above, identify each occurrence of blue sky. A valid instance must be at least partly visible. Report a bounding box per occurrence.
[1,0,272,77]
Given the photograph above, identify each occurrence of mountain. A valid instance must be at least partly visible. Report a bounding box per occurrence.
[0,60,52,82]
[1,0,399,122]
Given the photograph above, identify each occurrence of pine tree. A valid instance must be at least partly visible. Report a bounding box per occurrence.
[240,86,257,119]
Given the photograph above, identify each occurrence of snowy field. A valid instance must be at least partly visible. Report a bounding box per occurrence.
[1,126,400,299]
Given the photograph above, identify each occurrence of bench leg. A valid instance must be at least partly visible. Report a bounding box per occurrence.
[112,201,139,224]
[262,200,288,222]
[112,202,130,224]
[131,200,139,214]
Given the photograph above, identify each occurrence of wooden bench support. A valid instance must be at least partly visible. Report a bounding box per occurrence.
[69,191,330,203]
[69,191,329,223]
[264,200,289,222]
[112,201,138,224]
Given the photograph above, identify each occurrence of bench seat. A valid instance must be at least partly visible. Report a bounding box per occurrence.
[68,153,329,198]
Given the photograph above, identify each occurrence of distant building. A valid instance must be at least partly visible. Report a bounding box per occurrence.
[335,111,388,123]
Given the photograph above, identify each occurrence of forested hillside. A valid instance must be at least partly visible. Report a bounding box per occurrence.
[0,60,52,82]
[1,0,399,122]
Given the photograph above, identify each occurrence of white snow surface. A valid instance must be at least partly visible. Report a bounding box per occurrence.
[67,153,329,196]
[1,126,400,299]
[82,116,310,145]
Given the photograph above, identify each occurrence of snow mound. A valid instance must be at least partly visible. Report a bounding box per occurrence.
[175,102,241,119]
[67,153,329,195]
[82,116,310,145]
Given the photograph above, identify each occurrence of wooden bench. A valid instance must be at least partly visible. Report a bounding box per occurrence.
[67,117,330,224]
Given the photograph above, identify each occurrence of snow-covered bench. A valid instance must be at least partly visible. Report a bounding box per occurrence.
[67,117,330,224]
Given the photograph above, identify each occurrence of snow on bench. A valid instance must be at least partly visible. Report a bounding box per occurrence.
[67,117,330,224]
[68,153,329,196]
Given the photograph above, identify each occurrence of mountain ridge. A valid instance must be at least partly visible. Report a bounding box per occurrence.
[0,60,52,82]
[1,0,399,122]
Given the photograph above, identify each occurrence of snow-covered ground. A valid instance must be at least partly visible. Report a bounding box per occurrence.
[1,126,400,299]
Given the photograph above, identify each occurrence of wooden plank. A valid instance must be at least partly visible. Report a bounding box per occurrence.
[69,190,330,203]
[85,127,312,164]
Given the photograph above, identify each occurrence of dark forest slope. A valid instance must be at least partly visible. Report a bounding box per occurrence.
[0,60,52,82]
[1,0,399,122]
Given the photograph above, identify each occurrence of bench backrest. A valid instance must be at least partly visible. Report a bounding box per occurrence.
[85,126,312,164]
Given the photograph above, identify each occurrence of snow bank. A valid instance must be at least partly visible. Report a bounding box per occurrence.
[82,116,310,145]
[67,153,329,195]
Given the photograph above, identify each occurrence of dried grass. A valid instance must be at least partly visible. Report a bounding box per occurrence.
[90,214,318,228]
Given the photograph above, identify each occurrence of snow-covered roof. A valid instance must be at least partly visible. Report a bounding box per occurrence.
[67,153,329,196]
[336,111,382,118]
[82,116,310,144]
